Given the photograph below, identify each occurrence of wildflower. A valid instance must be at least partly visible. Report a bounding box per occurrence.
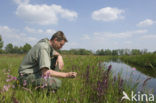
[132,67,136,70]
[11,76,17,80]
[6,75,17,82]
[7,75,12,78]
[3,85,10,92]
[20,73,24,76]
[42,72,51,80]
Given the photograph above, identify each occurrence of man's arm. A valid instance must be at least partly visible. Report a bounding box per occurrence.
[53,50,64,70]
[41,68,77,78]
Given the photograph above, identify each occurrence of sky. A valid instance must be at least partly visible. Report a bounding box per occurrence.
[0,0,156,51]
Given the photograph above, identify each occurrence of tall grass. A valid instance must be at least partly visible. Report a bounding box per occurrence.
[120,54,156,69]
[0,54,142,103]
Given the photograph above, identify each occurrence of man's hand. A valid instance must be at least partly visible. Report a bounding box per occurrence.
[66,72,77,78]
[56,55,64,70]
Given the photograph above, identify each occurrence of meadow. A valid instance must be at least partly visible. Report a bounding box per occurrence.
[0,54,153,103]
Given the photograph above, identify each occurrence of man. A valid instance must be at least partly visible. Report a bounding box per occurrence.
[18,31,77,90]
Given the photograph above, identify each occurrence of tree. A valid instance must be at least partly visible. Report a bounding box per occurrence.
[131,49,141,55]
[96,49,105,55]
[23,43,32,53]
[112,50,118,55]
[5,43,13,53]
[0,35,3,49]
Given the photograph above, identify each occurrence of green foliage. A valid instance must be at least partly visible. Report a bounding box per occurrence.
[60,48,93,55]
[0,35,3,49]
[23,43,32,53]
[4,43,31,54]
[5,43,14,53]
[120,53,156,70]
[96,49,150,56]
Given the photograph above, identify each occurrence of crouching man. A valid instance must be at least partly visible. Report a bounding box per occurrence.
[18,31,77,90]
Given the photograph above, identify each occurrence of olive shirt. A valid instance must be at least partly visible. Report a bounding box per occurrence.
[18,38,56,75]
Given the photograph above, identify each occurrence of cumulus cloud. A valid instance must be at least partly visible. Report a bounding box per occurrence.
[91,7,124,22]
[81,34,90,40]
[79,29,155,50]
[141,34,156,39]
[24,26,56,36]
[14,0,78,25]
[137,19,155,27]
[0,26,38,46]
[93,29,147,39]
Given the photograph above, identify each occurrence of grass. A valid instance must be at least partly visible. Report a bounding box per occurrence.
[120,54,156,68]
[0,54,153,103]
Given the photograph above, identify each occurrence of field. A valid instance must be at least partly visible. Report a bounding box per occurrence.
[0,54,153,103]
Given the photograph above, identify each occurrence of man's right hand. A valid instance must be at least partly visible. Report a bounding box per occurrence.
[66,72,77,78]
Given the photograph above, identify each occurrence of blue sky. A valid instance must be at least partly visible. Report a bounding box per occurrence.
[0,0,156,51]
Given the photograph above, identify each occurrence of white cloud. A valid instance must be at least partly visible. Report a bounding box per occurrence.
[24,26,43,34]
[91,7,124,22]
[124,41,132,44]
[24,26,56,36]
[93,29,147,39]
[81,34,90,40]
[15,0,78,25]
[45,29,56,36]
[137,19,155,27]
[78,29,150,50]
[0,26,38,46]
[63,42,79,50]
[141,34,156,39]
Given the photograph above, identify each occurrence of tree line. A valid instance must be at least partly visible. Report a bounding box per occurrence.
[0,35,155,55]
[0,35,31,54]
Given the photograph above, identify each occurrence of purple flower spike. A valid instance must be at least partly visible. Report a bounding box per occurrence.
[12,76,17,80]
[7,75,12,78]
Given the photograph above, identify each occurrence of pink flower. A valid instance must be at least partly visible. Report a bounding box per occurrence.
[132,67,136,70]
[3,85,10,92]
[6,75,17,82]
[42,72,51,80]
[11,76,17,80]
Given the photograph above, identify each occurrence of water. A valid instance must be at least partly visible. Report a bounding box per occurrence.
[102,60,156,94]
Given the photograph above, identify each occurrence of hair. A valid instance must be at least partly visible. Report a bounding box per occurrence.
[50,31,68,42]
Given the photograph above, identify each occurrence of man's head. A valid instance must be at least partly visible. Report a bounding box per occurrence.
[50,31,68,50]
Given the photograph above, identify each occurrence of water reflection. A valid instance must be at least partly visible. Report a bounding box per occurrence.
[102,61,156,94]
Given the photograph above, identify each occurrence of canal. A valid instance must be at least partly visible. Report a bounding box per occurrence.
[102,60,156,94]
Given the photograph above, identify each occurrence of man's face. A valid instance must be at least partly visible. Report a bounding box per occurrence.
[52,39,65,50]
